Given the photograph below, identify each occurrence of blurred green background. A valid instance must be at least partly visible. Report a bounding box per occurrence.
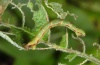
[0,0,100,65]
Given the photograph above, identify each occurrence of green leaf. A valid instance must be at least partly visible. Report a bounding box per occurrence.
[65,53,77,62]
[60,33,68,49]
[33,4,48,28]
[27,0,49,28]
[27,1,33,11]
[45,1,67,19]
[42,30,50,42]
[11,28,23,44]
[27,0,50,42]
[49,2,63,13]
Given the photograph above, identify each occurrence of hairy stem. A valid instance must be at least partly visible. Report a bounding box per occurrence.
[72,34,86,53]
[10,2,25,27]
[33,43,100,65]
[0,23,34,36]
[45,43,100,65]
[0,31,24,50]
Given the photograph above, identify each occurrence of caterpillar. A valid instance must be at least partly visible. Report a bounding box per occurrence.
[25,19,85,50]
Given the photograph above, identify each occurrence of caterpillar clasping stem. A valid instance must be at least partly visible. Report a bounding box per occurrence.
[25,19,85,50]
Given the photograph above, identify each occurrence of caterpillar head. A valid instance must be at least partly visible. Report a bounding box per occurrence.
[75,28,85,37]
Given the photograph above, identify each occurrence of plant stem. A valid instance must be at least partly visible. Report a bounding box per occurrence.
[45,43,100,65]
[10,2,25,27]
[0,23,34,36]
[0,31,24,50]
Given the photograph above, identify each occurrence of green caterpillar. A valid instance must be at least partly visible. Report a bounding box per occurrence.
[25,19,85,50]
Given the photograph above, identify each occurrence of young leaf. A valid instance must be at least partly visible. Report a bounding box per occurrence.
[33,3,49,28]
[27,0,33,11]
[60,32,68,49]
[42,30,50,42]
[11,28,23,44]
[27,0,50,47]
[27,0,48,28]
[65,53,77,62]
[45,0,67,19]
[49,2,63,13]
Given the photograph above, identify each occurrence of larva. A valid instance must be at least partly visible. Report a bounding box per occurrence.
[25,19,85,50]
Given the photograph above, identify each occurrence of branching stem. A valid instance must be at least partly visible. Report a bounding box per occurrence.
[0,31,24,50]
[72,34,86,53]
[10,2,25,27]
[0,23,34,36]
[43,43,100,65]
